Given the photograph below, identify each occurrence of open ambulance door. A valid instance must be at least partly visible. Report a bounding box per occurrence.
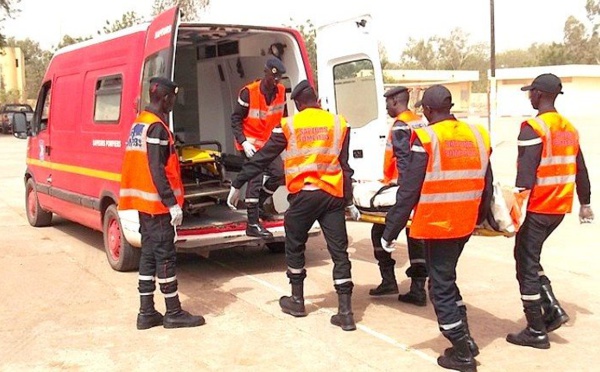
[139,6,180,125]
[118,6,181,252]
[316,14,387,181]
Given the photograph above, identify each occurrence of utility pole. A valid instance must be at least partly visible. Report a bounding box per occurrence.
[488,0,497,143]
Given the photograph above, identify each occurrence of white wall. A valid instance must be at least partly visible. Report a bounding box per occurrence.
[495,77,600,118]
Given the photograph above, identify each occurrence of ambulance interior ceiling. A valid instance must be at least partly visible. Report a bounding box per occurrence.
[173,26,304,153]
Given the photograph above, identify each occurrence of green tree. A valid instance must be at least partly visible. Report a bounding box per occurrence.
[99,11,142,34]
[496,49,535,68]
[399,37,437,69]
[398,28,488,92]
[6,37,52,100]
[56,34,92,50]
[536,2,600,65]
[0,0,20,47]
[0,88,20,102]
[152,0,210,21]
[287,19,317,80]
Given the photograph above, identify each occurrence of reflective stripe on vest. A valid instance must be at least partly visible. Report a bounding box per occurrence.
[236,81,286,151]
[409,121,489,239]
[118,111,184,214]
[525,115,578,214]
[382,111,425,184]
[281,110,346,197]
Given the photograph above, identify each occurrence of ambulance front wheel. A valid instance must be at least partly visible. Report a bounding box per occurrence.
[103,204,140,272]
[25,178,53,227]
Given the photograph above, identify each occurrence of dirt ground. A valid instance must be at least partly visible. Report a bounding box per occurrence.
[0,116,598,371]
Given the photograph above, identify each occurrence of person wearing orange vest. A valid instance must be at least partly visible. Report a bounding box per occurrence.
[227,80,361,331]
[369,86,428,308]
[231,58,287,238]
[119,77,204,330]
[382,85,493,371]
[506,74,593,349]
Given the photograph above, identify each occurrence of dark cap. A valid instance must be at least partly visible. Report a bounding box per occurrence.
[149,76,179,95]
[383,86,409,98]
[290,80,314,100]
[521,73,563,94]
[265,57,286,76]
[415,84,453,109]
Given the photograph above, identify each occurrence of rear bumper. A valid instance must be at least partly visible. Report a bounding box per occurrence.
[118,209,321,251]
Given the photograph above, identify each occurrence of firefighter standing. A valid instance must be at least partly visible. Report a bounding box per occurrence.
[227,80,362,331]
[506,73,593,349]
[119,77,204,330]
[369,86,429,307]
[231,57,287,238]
[382,85,493,371]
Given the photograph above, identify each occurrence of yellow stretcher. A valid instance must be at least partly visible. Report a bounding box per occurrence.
[177,141,231,215]
[358,212,513,237]
[353,180,517,238]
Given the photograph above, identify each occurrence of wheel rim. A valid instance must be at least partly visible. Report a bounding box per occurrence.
[27,187,37,220]
[107,216,121,261]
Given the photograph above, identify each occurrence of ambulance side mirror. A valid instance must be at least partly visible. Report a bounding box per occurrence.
[12,112,29,139]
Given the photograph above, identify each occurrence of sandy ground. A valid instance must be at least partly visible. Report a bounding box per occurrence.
[0,116,598,371]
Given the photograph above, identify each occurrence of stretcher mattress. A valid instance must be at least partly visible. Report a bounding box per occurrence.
[352,181,519,237]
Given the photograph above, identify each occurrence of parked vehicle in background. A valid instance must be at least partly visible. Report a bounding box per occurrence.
[1,103,34,134]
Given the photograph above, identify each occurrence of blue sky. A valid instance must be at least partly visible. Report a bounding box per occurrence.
[2,0,591,60]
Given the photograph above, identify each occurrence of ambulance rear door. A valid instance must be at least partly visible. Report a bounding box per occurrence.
[316,14,387,181]
[140,6,180,125]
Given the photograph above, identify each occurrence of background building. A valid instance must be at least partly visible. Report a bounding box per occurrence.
[0,46,26,102]
[492,65,600,118]
[384,69,480,115]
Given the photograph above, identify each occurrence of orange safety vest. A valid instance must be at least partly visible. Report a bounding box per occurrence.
[280,108,348,198]
[382,110,425,184]
[524,113,578,214]
[410,120,490,239]
[235,80,286,151]
[118,111,184,214]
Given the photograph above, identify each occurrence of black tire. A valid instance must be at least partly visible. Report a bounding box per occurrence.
[266,241,286,254]
[103,204,140,272]
[25,178,52,227]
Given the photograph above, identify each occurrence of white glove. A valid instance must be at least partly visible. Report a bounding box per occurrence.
[241,141,256,158]
[345,204,361,221]
[227,186,241,210]
[169,204,183,226]
[579,204,594,224]
[380,237,396,253]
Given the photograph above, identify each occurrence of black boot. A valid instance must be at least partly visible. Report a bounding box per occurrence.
[506,305,550,349]
[246,203,273,238]
[541,283,570,332]
[398,277,427,306]
[437,335,477,372]
[330,293,356,331]
[369,265,398,296]
[163,295,205,329]
[136,295,164,330]
[279,283,307,317]
[444,316,479,357]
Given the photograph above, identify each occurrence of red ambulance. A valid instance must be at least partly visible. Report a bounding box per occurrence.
[20,7,386,271]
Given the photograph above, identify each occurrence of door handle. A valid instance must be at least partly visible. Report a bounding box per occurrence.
[45,145,51,156]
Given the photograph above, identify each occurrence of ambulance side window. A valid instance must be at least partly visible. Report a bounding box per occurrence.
[94,75,122,124]
[141,50,169,110]
[33,81,51,133]
[332,59,377,129]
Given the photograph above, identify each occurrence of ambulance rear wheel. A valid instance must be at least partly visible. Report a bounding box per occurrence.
[103,204,140,272]
[266,241,285,254]
[25,178,52,227]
